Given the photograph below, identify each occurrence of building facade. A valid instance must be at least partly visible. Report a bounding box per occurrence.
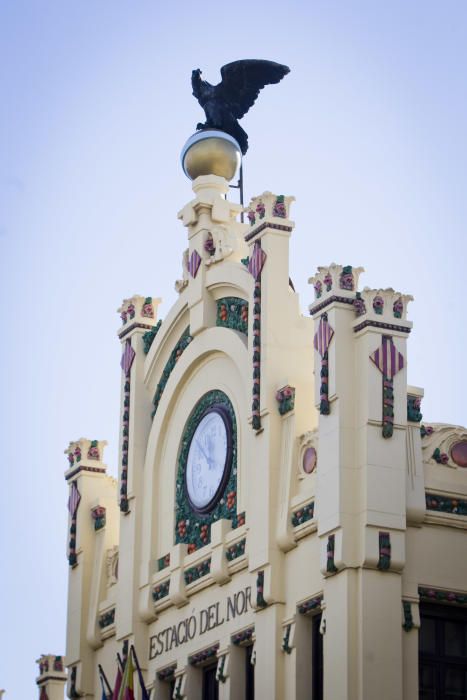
[38,151,467,700]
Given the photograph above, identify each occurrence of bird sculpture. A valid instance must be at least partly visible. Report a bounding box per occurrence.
[191,59,290,155]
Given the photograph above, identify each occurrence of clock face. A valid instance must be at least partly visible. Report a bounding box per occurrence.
[185,407,231,512]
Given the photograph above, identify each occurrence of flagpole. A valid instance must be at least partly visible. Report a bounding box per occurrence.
[130,645,150,700]
[98,664,113,698]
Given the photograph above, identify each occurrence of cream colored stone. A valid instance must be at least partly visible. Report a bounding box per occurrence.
[54,172,467,700]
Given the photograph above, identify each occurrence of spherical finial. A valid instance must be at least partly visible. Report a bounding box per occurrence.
[181,130,241,181]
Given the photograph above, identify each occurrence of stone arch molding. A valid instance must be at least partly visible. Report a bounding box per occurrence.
[421,423,467,468]
[139,327,249,594]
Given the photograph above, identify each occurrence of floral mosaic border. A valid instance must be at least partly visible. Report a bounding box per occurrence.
[419,587,467,606]
[184,558,211,585]
[152,328,193,418]
[425,493,467,516]
[225,538,246,561]
[175,390,238,551]
[291,501,314,527]
[297,595,323,615]
[98,608,115,629]
[216,297,248,335]
[153,580,170,602]
[232,626,254,646]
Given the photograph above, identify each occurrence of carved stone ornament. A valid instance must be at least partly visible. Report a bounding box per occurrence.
[117,294,161,329]
[204,225,237,266]
[247,192,295,226]
[106,546,119,587]
[357,288,413,323]
[420,423,467,468]
[309,263,365,303]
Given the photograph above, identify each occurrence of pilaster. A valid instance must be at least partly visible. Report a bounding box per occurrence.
[63,439,110,697]
[116,295,161,662]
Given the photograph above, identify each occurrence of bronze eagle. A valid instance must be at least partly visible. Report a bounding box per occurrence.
[191,59,290,155]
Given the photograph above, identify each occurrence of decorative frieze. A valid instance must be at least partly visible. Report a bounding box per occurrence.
[248,241,267,431]
[314,313,334,415]
[275,385,295,415]
[377,532,391,570]
[67,481,81,567]
[281,624,292,654]
[421,424,467,468]
[152,328,193,418]
[225,538,246,561]
[407,395,423,422]
[246,191,294,228]
[118,295,161,338]
[188,643,219,666]
[142,319,162,354]
[157,665,176,682]
[153,580,170,602]
[419,587,467,606]
[232,627,254,646]
[184,558,211,585]
[370,336,404,438]
[309,263,364,306]
[425,493,467,516]
[432,448,449,465]
[91,505,106,531]
[256,571,267,608]
[120,336,135,513]
[98,608,115,629]
[291,501,314,527]
[158,553,170,571]
[402,601,414,632]
[297,595,323,615]
[232,511,246,528]
[326,535,337,574]
[216,297,248,335]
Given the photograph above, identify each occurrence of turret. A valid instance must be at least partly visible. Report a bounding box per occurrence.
[36,655,67,700]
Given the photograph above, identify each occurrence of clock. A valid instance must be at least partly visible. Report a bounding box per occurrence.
[184,405,233,513]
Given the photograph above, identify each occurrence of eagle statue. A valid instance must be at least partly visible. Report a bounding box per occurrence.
[191,59,290,155]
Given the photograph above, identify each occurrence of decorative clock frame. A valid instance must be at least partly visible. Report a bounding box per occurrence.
[175,390,238,551]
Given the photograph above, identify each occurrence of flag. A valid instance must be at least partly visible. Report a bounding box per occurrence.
[131,646,150,700]
[111,665,122,700]
[118,652,135,700]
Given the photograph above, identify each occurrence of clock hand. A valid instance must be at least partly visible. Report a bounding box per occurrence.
[195,438,212,466]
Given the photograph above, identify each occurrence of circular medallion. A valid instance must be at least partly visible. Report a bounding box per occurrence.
[451,441,467,468]
[303,446,317,474]
[185,405,232,513]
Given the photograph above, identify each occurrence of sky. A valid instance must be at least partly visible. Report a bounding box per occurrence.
[1,1,467,697]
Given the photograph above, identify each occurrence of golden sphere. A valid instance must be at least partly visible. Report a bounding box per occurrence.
[181,131,241,181]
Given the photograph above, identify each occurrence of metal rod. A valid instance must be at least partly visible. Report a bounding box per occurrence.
[239,163,244,223]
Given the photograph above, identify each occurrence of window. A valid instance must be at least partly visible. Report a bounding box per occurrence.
[202,663,219,700]
[312,614,323,699]
[419,603,467,699]
[295,610,323,700]
[245,644,255,700]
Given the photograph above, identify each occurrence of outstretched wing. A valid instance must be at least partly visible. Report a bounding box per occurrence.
[217,59,289,120]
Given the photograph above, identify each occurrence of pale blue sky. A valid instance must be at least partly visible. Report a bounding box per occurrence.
[1,1,466,697]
